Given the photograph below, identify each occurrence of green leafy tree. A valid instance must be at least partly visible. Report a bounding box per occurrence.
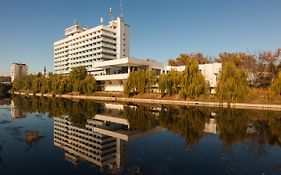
[216,62,248,103]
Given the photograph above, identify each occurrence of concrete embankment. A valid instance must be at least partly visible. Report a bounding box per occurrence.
[13,92,281,111]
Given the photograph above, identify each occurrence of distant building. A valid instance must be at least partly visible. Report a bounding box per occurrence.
[10,63,28,82]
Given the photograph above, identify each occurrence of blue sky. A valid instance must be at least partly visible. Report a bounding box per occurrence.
[1,0,281,75]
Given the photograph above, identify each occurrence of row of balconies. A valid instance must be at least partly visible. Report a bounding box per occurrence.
[54,50,69,57]
[69,55,102,63]
[69,45,116,56]
[67,32,116,49]
[54,45,68,52]
[69,43,104,54]
[54,55,115,68]
[68,37,103,50]
[68,49,116,60]
[55,38,116,56]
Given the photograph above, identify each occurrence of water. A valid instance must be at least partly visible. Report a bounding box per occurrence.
[0,96,280,175]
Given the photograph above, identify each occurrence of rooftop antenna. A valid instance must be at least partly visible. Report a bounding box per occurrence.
[109,7,113,20]
[100,17,104,24]
[74,19,79,25]
[43,66,46,76]
[120,0,123,18]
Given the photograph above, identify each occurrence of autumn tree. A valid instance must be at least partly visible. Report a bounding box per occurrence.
[218,52,257,72]
[179,59,207,99]
[216,62,248,103]
[82,75,96,94]
[159,71,182,97]
[255,50,280,88]
[69,66,87,82]
[168,53,209,66]
[270,70,281,96]
[124,70,157,96]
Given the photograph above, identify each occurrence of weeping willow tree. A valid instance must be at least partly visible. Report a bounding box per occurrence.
[159,70,182,97]
[216,62,248,103]
[270,71,281,96]
[179,59,207,99]
[124,70,157,96]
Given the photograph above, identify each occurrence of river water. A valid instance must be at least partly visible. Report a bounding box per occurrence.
[0,96,280,175]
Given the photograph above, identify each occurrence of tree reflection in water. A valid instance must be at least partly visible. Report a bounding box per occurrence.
[12,96,105,128]
[23,130,45,152]
[123,105,159,131]
[216,109,249,148]
[159,106,208,149]
[11,96,281,156]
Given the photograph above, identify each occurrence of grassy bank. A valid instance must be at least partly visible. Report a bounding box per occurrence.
[95,89,281,105]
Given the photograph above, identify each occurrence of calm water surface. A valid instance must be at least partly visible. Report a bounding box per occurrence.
[0,96,280,175]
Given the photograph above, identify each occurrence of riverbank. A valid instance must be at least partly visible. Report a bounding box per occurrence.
[13,92,281,111]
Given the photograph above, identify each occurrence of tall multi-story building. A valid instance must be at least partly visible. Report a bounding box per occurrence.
[54,17,129,75]
[10,63,28,82]
[54,17,163,91]
[54,16,222,92]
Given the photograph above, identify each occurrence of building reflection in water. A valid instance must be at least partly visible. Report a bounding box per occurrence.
[53,103,130,172]
[10,100,27,119]
[204,112,218,134]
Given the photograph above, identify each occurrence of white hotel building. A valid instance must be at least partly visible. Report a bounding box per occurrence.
[54,17,221,91]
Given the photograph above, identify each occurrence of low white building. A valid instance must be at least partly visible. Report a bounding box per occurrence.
[92,57,163,91]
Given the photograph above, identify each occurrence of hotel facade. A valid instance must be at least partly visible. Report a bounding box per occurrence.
[54,17,221,91]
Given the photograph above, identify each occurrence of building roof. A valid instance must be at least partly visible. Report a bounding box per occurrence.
[92,57,164,69]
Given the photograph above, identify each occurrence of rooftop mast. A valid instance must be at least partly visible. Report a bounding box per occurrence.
[120,0,123,18]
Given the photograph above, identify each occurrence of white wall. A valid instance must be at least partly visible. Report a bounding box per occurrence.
[104,84,124,92]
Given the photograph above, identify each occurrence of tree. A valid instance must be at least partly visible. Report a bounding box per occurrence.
[179,59,207,99]
[218,52,256,72]
[168,53,209,66]
[124,70,156,96]
[255,50,280,88]
[216,62,248,103]
[159,71,182,97]
[12,78,22,91]
[69,66,87,82]
[82,75,96,94]
[270,70,281,96]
